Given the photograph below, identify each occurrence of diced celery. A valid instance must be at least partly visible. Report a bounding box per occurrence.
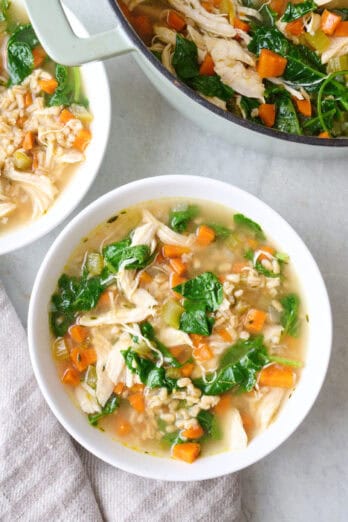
[70,103,93,125]
[162,299,184,329]
[72,67,81,103]
[304,30,330,53]
[224,232,239,250]
[166,367,181,379]
[133,342,152,357]
[14,150,32,170]
[327,54,348,74]
[84,365,97,389]
[87,252,103,275]
[52,337,69,360]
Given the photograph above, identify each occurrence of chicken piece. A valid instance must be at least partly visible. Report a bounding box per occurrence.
[168,0,236,38]
[262,325,283,346]
[228,408,248,451]
[157,327,193,347]
[162,43,176,75]
[0,194,16,218]
[75,383,101,414]
[250,388,286,433]
[143,209,195,246]
[204,37,264,100]
[321,37,348,64]
[78,306,155,326]
[105,333,130,383]
[153,25,177,46]
[131,221,157,252]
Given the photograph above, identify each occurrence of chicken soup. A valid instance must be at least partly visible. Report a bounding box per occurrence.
[50,199,306,463]
[117,0,348,139]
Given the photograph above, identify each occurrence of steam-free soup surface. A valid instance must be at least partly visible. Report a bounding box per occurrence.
[50,199,305,462]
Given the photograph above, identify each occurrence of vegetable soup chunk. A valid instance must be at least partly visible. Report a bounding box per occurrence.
[116,0,348,139]
[50,198,306,462]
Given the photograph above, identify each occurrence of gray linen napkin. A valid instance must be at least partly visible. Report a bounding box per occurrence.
[0,282,241,522]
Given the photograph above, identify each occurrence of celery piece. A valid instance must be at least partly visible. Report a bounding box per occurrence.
[52,337,69,360]
[166,367,181,379]
[304,30,330,53]
[327,54,348,74]
[14,150,32,170]
[84,365,97,389]
[162,299,184,329]
[86,252,103,276]
[72,66,81,103]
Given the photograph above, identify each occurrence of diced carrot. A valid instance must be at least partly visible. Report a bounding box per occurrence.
[269,0,285,15]
[244,308,267,334]
[199,53,215,76]
[215,328,233,343]
[70,347,97,372]
[60,108,75,124]
[257,49,287,78]
[318,131,330,138]
[193,343,213,361]
[201,1,213,12]
[167,10,186,32]
[258,103,276,128]
[132,15,153,42]
[32,151,38,171]
[232,261,249,273]
[190,334,204,347]
[73,129,92,152]
[114,382,125,395]
[61,366,80,386]
[258,364,295,388]
[24,92,32,107]
[22,131,35,150]
[163,244,191,258]
[69,324,89,343]
[234,17,250,33]
[38,78,58,94]
[139,271,153,284]
[212,0,221,6]
[321,10,342,35]
[131,383,145,393]
[258,245,276,261]
[182,424,204,439]
[170,272,187,290]
[116,418,132,436]
[128,392,145,413]
[214,394,232,415]
[98,291,111,306]
[32,45,46,67]
[196,225,215,246]
[169,258,187,276]
[293,98,312,117]
[286,18,304,36]
[240,412,253,433]
[172,442,200,463]
[16,116,26,128]
[170,346,184,358]
[334,21,348,36]
[180,362,195,377]
[156,250,166,264]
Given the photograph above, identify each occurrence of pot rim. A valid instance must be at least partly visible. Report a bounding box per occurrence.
[108,0,348,148]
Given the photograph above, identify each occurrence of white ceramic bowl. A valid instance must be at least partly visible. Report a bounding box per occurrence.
[28,175,332,481]
[0,6,111,255]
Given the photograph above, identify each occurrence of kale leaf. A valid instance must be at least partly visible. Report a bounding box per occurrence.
[275,94,302,135]
[47,64,83,107]
[7,24,39,84]
[172,34,199,79]
[88,393,120,426]
[122,348,178,390]
[50,271,105,336]
[140,322,181,367]
[194,336,270,395]
[103,237,152,272]
[281,0,316,22]
[179,299,214,336]
[169,205,199,233]
[189,75,234,102]
[173,272,223,312]
[259,4,277,27]
[197,410,222,440]
[234,213,265,240]
[280,293,300,336]
[205,223,232,239]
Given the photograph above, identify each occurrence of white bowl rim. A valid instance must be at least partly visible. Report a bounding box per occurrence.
[28,175,332,481]
[0,7,111,255]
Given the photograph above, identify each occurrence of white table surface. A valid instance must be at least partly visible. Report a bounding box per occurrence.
[1,1,348,520]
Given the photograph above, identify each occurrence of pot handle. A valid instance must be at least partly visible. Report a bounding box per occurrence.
[24,0,134,65]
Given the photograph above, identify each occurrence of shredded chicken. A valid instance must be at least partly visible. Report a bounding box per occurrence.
[321,37,348,64]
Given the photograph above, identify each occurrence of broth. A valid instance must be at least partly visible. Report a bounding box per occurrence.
[50,198,306,463]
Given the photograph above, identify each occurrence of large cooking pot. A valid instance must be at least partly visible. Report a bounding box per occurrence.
[24,0,348,157]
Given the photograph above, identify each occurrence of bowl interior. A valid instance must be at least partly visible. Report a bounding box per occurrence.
[0,6,111,255]
[28,175,332,480]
